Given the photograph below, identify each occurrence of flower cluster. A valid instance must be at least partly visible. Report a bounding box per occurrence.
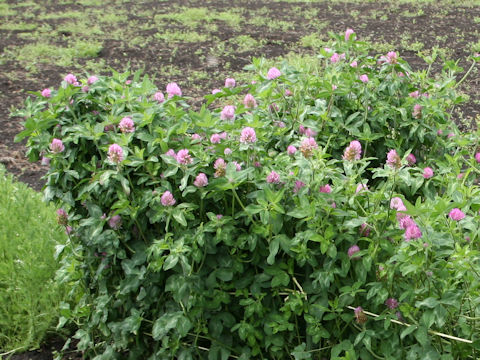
[240,127,257,144]
[220,105,235,120]
[343,140,362,161]
[386,149,401,169]
[50,138,65,153]
[176,149,193,165]
[108,144,123,163]
[299,137,318,158]
[119,117,135,133]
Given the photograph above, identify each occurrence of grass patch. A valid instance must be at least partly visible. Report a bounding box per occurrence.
[37,11,84,20]
[0,22,37,31]
[9,39,102,71]
[0,3,17,17]
[0,165,67,353]
[154,31,208,43]
[299,33,325,50]
[56,21,104,37]
[154,7,244,30]
[229,35,264,52]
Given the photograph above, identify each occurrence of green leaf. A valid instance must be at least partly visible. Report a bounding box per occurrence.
[271,270,289,287]
[287,207,311,219]
[415,297,439,309]
[216,268,233,282]
[267,237,280,265]
[291,343,310,360]
[421,310,435,329]
[344,217,367,229]
[173,209,187,227]
[414,325,429,346]
[152,311,182,340]
[400,325,417,339]
[331,340,353,358]
[163,254,179,270]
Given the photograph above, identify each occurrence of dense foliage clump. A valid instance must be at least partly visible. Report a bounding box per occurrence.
[15,30,480,359]
[0,165,67,353]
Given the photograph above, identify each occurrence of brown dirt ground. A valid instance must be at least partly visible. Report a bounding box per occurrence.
[1,0,479,358]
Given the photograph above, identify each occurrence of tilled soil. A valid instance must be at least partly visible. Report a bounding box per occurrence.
[1,0,479,358]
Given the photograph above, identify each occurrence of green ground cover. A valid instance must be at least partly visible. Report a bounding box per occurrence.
[0,165,69,354]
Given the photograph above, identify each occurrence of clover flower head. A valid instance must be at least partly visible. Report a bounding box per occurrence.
[243,93,257,108]
[385,298,399,309]
[193,173,208,187]
[176,149,193,165]
[267,67,282,80]
[108,215,122,230]
[474,152,480,163]
[232,161,242,171]
[154,91,165,103]
[56,208,68,226]
[300,137,318,158]
[166,82,182,98]
[225,78,236,88]
[293,180,305,194]
[386,51,398,64]
[343,140,362,161]
[64,73,78,85]
[119,117,135,133]
[266,171,280,184]
[359,74,369,83]
[330,53,340,63]
[412,104,422,119]
[398,215,416,230]
[345,28,355,41]
[108,144,123,163]
[449,208,465,221]
[348,245,360,258]
[240,127,257,144]
[50,138,65,153]
[210,133,221,144]
[423,167,434,179]
[214,158,227,177]
[355,183,368,193]
[41,88,51,97]
[404,224,422,241]
[319,184,332,193]
[386,149,402,169]
[390,197,407,211]
[87,76,99,85]
[354,306,367,324]
[406,153,416,166]
[161,191,176,206]
[220,105,236,120]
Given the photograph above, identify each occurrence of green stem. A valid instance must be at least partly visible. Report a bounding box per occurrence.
[165,212,171,233]
[380,172,397,235]
[232,188,255,223]
[231,190,235,217]
[455,59,477,88]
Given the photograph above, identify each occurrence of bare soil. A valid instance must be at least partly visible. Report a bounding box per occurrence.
[1,0,479,358]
